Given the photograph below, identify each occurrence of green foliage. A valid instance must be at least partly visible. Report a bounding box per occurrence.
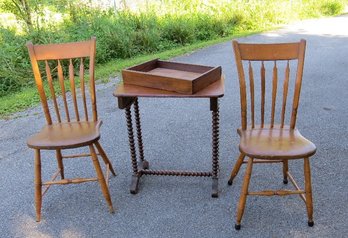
[321,1,345,15]
[0,0,34,30]
[0,33,257,118]
[0,0,347,116]
[161,15,195,45]
[0,28,32,96]
[296,0,347,18]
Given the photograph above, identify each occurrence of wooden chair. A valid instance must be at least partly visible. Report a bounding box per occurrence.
[26,37,116,222]
[229,40,316,230]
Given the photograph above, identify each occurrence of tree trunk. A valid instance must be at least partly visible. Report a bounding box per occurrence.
[20,0,32,29]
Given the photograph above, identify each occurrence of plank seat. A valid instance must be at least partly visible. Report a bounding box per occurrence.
[237,126,316,160]
[27,121,102,150]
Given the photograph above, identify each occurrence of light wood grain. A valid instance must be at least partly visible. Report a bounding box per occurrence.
[281,61,290,128]
[69,59,80,121]
[271,61,278,128]
[248,62,255,128]
[79,58,89,121]
[261,61,266,128]
[45,61,61,122]
[58,59,70,122]
[26,37,116,221]
[230,40,316,229]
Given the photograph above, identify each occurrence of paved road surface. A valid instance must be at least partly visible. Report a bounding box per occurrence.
[0,15,347,238]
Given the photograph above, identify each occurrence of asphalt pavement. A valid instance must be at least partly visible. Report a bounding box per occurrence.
[0,15,347,238]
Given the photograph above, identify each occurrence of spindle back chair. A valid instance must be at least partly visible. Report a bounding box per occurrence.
[27,37,98,124]
[235,41,305,130]
[228,40,316,230]
[26,37,116,221]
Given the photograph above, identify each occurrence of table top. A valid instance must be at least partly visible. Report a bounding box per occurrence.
[113,76,224,98]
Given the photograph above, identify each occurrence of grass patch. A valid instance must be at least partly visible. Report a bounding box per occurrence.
[0,86,39,119]
[95,30,261,81]
[1,0,347,118]
[0,30,260,119]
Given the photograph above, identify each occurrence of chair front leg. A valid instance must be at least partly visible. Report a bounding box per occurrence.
[282,159,289,184]
[228,153,245,185]
[235,157,254,230]
[304,157,314,227]
[34,149,42,222]
[94,141,116,176]
[89,144,114,213]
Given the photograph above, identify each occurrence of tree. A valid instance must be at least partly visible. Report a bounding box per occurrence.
[1,0,34,30]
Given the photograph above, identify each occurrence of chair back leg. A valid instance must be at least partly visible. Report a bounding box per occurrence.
[228,153,245,185]
[282,160,289,184]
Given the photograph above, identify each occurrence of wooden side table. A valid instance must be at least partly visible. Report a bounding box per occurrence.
[113,77,224,197]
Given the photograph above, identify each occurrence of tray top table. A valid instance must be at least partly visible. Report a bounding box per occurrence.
[113,76,224,197]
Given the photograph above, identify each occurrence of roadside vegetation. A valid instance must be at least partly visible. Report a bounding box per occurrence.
[0,0,347,118]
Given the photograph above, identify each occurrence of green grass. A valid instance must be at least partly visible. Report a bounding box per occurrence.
[95,31,262,80]
[2,0,347,98]
[1,0,347,119]
[0,86,39,119]
[0,30,260,119]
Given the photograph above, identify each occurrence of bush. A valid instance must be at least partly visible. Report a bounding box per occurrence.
[0,0,347,98]
[321,1,345,15]
[0,28,32,96]
[161,15,195,45]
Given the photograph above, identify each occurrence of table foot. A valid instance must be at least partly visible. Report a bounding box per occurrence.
[130,175,140,194]
[139,159,149,170]
[212,177,219,198]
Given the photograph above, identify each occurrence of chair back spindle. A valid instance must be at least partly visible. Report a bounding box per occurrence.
[233,40,306,130]
[57,59,70,122]
[79,58,89,121]
[271,61,278,128]
[27,37,97,125]
[281,61,290,128]
[260,61,266,127]
[45,60,61,123]
[248,62,255,128]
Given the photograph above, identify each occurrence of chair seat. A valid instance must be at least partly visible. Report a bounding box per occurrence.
[27,121,102,150]
[238,126,316,160]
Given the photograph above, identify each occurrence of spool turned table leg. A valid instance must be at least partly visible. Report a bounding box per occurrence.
[211,98,220,198]
[120,96,221,196]
[125,106,140,194]
[133,98,149,170]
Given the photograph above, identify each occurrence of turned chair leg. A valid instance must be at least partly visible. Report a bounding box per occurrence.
[55,149,64,179]
[235,157,254,230]
[304,157,314,227]
[89,144,114,213]
[34,149,42,222]
[282,159,289,184]
[228,153,245,185]
[94,141,116,176]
